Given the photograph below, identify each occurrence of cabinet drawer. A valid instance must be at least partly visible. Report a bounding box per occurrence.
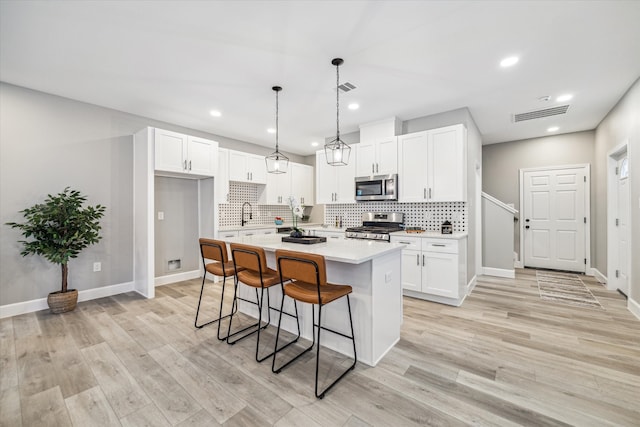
[422,238,458,254]
[390,235,421,250]
[219,231,238,239]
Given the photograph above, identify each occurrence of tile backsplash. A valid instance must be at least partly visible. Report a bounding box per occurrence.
[218,182,298,228]
[325,201,467,232]
[220,182,466,232]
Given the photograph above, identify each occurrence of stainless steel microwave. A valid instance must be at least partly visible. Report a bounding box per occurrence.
[355,174,398,201]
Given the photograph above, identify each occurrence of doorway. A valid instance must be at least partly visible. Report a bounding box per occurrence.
[520,165,590,273]
[607,143,630,295]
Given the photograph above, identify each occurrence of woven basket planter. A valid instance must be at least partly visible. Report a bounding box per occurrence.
[47,289,78,314]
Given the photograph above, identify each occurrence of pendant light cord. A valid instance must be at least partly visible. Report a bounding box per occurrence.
[275,89,279,154]
[335,62,340,140]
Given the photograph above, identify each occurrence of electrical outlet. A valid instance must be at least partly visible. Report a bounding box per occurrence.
[93,262,101,272]
[158,211,164,220]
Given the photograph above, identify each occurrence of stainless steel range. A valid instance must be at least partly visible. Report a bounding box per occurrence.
[345,212,404,242]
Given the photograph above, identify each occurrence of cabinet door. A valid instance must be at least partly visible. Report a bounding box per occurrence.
[217,148,230,204]
[188,136,216,177]
[376,137,398,175]
[291,163,314,205]
[422,251,459,298]
[247,154,267,184]
[316,151,336,204]
[154,129,187,173]
[355,142,376,176]
[398,131,429,202]
[228,150,248,182]
[264,171,290,204]
[428,125,466,201]
[335,158,356,203]
[400,249,422,292]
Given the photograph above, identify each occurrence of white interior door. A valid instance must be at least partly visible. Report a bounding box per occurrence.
[615,156,630,295]
[523,167,586,272]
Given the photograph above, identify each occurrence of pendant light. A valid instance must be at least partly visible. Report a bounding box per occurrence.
[265,85,289,174]
[324,58,351,166]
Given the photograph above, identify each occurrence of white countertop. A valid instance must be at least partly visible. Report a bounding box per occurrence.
[219,233,404,264]
[390,231,468,240]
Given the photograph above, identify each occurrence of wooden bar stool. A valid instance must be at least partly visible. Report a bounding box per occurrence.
[227,243,300,362]
[272,249,357,399]
[195,238,244,340]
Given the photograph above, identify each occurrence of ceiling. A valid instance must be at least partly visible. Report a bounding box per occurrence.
[2,1,639,156]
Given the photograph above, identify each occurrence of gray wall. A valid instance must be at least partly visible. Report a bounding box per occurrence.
[0,82,300,306]
[594,77,640,304]
[482,131,596,260]
[482,198,515,270]
[154,177,199,277]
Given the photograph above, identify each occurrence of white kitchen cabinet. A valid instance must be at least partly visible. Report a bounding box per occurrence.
[315,150,355,204]
[291,163,314,206]
[218,230,239,239]
[217,148,230,204]
[390,234,467,306]
[264,171,292,205]
[154,128,217,178]
[228,150,267,184]
[398,124,466,202]
[355,137,398,176]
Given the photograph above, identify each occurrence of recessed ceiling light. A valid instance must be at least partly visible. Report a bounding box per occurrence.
[209,110,221,117]
[500,56,519,67]
[267,128,276,134]
[348,103,359,110]
[547,126,559,132]
[556,94,573,102]
[311,141,319,147]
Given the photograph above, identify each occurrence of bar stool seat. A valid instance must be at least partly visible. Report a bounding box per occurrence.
[227,243,300,363]
[195,239,245,339]
[272,249,357,399]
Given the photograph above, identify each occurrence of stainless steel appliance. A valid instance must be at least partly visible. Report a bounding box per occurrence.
[355,174,398,201]
[345,212,404,242]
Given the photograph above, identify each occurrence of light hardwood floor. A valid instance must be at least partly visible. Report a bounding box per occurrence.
[1,269,638,426]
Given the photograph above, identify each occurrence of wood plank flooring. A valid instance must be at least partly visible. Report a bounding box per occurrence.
[1,268,638,426]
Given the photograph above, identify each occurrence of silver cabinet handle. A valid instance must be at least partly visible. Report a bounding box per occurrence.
[376,163,379,173]
[250,172,253,180]
[432,243,446,247]
[429,188,432,199]
[247,172,250,180]
[423,188,427,199]
[245,233,254,236]
[422,254,425,266]
[399,241,412,244]
[184,160,187,170]
[416,254,420,265]
[372,164,375,174]
[188,160,192,171]
[226,193,229,201]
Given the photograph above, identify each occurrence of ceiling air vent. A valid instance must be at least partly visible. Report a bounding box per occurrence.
[337,82,356,93]
[513,105,570,123]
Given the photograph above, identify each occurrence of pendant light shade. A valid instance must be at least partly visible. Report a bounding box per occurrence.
[325,58,351,166]
[265,85,289,174]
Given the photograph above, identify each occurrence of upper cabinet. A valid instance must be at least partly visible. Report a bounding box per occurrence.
[356,117,401,176]
[262,162,314,206]
[217,148,230,204]
[398,124,467,202]
[355,137,398,176]
[291,163,314,206]
[316,150,356,204]
[228,150,267,184]
[154,128,217,178]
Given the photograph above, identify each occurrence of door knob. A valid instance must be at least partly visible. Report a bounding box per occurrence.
[525,219,530,222]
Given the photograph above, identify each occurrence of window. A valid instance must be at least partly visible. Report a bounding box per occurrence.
[620,157,629,179]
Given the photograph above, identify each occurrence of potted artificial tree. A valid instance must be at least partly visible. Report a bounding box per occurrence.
[6,188,106,313]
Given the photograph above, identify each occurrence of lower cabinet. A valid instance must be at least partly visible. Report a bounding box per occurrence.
[238,228,276,237]
[391,235,467,306]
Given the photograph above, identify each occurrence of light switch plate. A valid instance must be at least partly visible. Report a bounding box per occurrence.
[158,211,164,220]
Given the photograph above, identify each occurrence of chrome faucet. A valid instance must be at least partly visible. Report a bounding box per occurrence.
[241,202,252,227]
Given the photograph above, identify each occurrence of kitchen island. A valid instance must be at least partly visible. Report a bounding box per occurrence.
[218,233,404,366]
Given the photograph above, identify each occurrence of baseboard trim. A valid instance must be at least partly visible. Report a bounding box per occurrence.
[467,275,477,294]
[154,269,200,287]
[514,260,524,269]
[628,297,640,321]
[0,281,135,319]
[591,268,607,285]
[482,267,515,279]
